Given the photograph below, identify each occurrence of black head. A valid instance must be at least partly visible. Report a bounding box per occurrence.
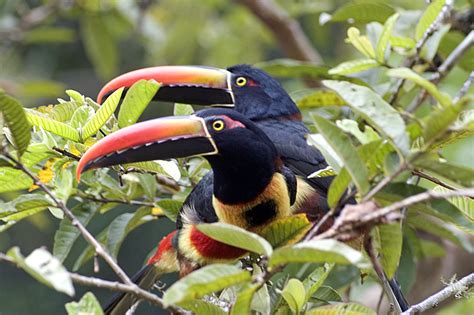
[226,65,300,120]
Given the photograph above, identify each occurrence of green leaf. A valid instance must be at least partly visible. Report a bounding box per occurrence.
[346,27,375,59]
[107,207,154,258]
[431,109,474,149]
[303,263,335,301]
[7,247,74,296]
[311,114,370,195]
[387,68,451,106]
[27,110,80,142]
[53,203,99,262]
[311,286,342,303]
[390,36,416,49]
[330,2,396,23]
[415,0,445,40]
[327,168,351,208]
[65,292,104,315]
[155,199,182,222]
[230,285,259,315]
[174,103,194,116]
[50,102,82,122]
[80,14,117,80]
[0,194,53,218]
[70,106,94,129]
[118,80,160,128]
[323,80,410,155]
[336,119,380,145]
[260,214,311,248]
[82,88,123,139]
[281,279,306,314]
[181,300,226,315]
[0,168,33,193]
[378,184,474,234]
[375,223,403,279]
[376,13,400,63]
[296,90,346,108]
[413,158,474,188]
[329,59,379,75]
[408,213,473,252]
[307,134,343,171]
[433,186,473,222]
[0,91,31,156]
[197,223,273,256]
[163,264,251,306]
[306,302,376,314]
[269,239,370,268]
[422,100,464,145]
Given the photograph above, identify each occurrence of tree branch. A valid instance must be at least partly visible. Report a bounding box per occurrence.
[401,273,474,315]
[389,0,454,105]
[77,191,156,207]
[235,0,323,64]
[314,188,474,241]
[2,150,134,285]
[453,71,474,104]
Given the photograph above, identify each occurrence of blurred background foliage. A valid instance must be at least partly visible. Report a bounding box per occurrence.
[0,0,473,314]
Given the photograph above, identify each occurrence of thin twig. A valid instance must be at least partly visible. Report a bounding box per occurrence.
[435,30,474,81]
[70,273,184,313]
[412,170,473,199]
[235,0,323,64]
[2,151,133,285]
[314,188,474,240]
[362,163,408,203]
[304,208,336,240]
[52,146,80,161]
[78,192,156,207]
[0,151,179,313]
[389,0,453,105]
[402,273,474,315]
[407,31,474,112]
[453,71,474,104]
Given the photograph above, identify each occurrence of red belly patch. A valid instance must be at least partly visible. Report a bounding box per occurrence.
[189,226,247,260]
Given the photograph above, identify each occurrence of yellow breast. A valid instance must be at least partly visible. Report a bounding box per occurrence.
[212,173,291,231]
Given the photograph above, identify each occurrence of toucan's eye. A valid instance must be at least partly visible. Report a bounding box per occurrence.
[212,119,225,131]
[236,77,247,87]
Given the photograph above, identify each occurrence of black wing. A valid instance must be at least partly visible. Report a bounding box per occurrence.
[256,119,333,197]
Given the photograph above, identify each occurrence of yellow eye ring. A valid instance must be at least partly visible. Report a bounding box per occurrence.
[236,77,247,87]
[212,120,225,131]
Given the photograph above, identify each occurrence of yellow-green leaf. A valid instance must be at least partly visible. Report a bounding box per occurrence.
[82,88,123,139]
[306,302,376,315]
[163,264,251,306]
[376,13,400,63]
[65,292,103,315]
[260,214,311,248]
[387,68,451,106]
[296,90,346,108]
[281,279,306,314]
[269,239,370,268]
[118,80,160,128]
[27,110,80,142]
[0,92,31,156]
[415,0,445,40]
[197,223,273,256]
[375,223,403,279]
[329,59,379,75]
[346,27,375,59]
[312,114,370,195]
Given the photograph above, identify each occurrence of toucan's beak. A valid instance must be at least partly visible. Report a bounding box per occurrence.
[76,116,217,180]
[97,66,235,106]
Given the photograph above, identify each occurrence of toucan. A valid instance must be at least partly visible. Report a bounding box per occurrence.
[77,108,305,314]
[90,65,409,313]
[97,65,332,221]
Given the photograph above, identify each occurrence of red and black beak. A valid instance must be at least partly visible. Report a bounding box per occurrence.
[76,115,218,180]
[97,66,235,106]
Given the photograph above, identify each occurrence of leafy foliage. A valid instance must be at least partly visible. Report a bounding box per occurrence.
[0,1,472,314]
